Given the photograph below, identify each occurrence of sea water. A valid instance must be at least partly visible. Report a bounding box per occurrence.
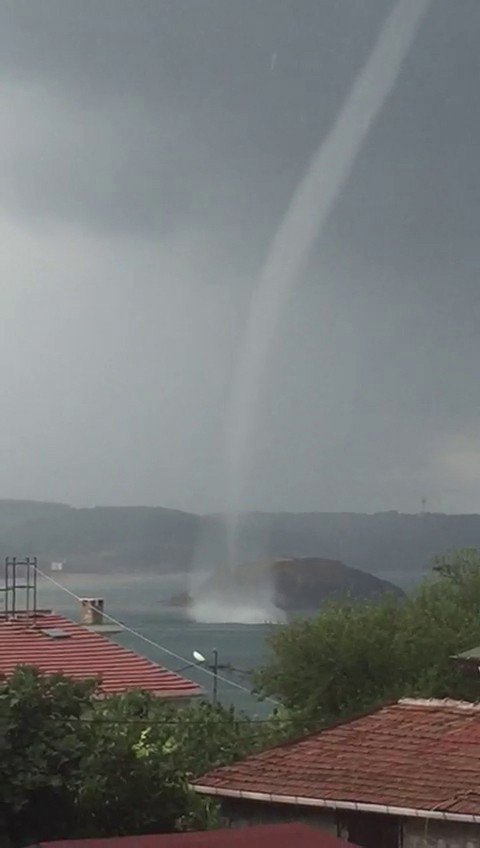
[37,571,274,715]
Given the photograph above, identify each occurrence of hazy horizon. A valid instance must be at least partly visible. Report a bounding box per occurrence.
[2,495,480,519]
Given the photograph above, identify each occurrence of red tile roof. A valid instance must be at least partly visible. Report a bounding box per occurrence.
[0,611,201,699]
[31,824,356,848]
[194,699,480,816]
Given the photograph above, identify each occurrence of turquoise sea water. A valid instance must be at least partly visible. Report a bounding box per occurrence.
[36,572,274,715]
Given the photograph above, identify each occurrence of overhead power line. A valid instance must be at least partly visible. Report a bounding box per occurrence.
[34,566,280,706]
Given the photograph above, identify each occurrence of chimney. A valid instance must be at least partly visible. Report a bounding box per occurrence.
[78,598,122,633]
[80,597,104,626]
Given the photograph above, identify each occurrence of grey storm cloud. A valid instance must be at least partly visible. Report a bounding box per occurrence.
[0,0,480,514]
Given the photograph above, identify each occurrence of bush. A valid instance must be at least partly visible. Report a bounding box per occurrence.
[256,549,480,727]
[0,670,284,847]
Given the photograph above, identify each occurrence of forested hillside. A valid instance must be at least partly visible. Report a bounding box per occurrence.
[1,500,480,582]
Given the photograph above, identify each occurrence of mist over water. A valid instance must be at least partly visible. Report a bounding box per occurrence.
[191,598,285,626]
[217,0,434,621]
[189,521,286,624]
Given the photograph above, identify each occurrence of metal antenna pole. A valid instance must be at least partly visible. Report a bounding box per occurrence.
[25,557,30,619]
[33,556,38,616]
[2,556,39,619]
[11,557,16,618]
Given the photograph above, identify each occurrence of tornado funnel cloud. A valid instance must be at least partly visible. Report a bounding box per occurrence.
[225,0,433,566]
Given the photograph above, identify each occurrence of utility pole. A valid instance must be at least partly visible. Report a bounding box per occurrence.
[212,648,219,706]
[183,648,251,706]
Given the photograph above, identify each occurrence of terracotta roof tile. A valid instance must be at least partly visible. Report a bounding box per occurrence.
[33,824,357,848]
[0,612,201,699]
[194,699,480,814]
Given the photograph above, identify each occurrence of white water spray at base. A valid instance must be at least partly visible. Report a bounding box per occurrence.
[190,599,285,626]
[225,0,434,571]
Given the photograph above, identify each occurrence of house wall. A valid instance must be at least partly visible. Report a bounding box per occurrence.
[404,818,480,848]
[218,798,480,848]
[219,798,337,833]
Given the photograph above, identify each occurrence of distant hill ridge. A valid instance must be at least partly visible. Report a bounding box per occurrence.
[1,500,480,583]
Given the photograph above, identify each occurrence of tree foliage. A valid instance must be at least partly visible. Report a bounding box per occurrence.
[256,549,480,728]
[0,669,283,847]
[0,670,94,846]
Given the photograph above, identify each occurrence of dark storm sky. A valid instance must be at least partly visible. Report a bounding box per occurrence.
[1,0,479,513]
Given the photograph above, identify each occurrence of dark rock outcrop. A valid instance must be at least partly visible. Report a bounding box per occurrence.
[168,557,403,614]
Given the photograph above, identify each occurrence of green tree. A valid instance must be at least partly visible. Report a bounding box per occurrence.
[0,669,95,847]
[0,668,284,847]
[74,693,281,837]
[256,549,480,728]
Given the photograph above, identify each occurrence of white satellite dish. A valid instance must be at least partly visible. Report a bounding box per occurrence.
[193,650,206,664]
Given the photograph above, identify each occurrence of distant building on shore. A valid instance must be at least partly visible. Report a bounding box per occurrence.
[50,561,65,572]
